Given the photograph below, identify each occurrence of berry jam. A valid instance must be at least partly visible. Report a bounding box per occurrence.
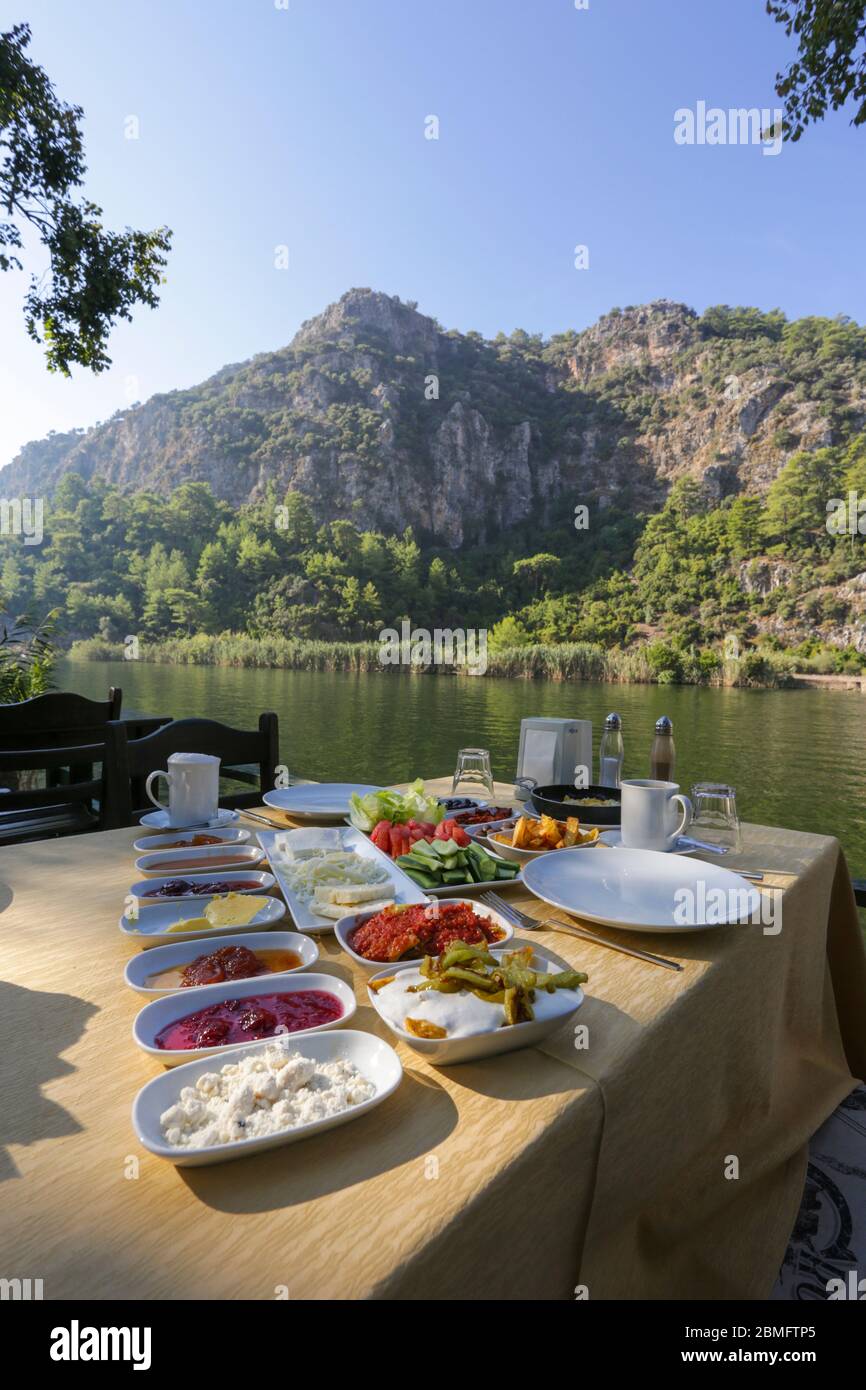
[154,990,343,1050]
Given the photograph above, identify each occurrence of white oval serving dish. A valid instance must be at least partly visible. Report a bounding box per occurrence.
[124,930,319,995]
[132,827,252,855]
[133,970,357,1065]
[119,894,287,946]
[485,823,599,865]
[134,842,265,878]
[129,869,275,906]
[132,1029,402,1166]
[334,896,514,972]
[367,945,584,1066]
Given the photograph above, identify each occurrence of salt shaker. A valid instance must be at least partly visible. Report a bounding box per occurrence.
[598,713,624,788]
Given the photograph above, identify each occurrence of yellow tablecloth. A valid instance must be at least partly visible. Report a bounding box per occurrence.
[1,778,863,1300]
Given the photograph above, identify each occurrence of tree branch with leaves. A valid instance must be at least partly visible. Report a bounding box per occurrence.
[767,0,866,140]
[0,22,171,373]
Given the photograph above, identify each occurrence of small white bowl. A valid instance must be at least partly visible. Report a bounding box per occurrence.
[334,896,515,972]
[132,1029,403,1166]
[438,796,490,812]
[486,825,599,864]
[119,895,287,946]
[367,946,584,1066]
[132,827,252,855]
[130,869,276,906]
[124,930,319,995]
[465,817,517,842]
[134,842,265,878]
[133,971,356,1065]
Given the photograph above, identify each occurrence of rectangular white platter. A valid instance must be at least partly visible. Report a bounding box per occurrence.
[256,825,428,933]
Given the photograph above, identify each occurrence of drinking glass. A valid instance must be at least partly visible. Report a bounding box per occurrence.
[452,748,495,798]
[689,782,742,853]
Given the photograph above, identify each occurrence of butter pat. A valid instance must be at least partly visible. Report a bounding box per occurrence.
[204,893,268,928]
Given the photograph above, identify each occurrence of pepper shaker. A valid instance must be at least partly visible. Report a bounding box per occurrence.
[650,715,676,781]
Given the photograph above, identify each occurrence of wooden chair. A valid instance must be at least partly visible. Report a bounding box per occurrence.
[0,688,122,749]
[102,713,279,829]
[0,688,122,844]
[0,739,110,844]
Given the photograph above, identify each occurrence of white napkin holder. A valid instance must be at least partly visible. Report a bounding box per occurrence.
[515,718,593,793]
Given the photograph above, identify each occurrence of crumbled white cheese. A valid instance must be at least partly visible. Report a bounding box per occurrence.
[159,1040,376,1148]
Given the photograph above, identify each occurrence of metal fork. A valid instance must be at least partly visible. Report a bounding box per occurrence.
[481,890,683,972]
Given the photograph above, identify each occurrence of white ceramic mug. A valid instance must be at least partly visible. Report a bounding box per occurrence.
[145,752,220,827]
[620,778,692,852]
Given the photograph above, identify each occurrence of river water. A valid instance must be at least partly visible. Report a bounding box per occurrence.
[58,658,866,879]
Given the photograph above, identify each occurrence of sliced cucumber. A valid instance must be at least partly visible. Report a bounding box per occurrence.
[403,866,439,889]
[409,840,440,861]
[430,839,460,859]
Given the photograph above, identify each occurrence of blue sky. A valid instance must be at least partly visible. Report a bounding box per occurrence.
[1,0,864,466]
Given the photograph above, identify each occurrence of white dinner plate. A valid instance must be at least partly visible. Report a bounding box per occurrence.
[138,808,239,832]
[119,893,287,946]
[124,929,320,994]
[256,825,427,933]
[132,1029,403,1166]
[522,847,761,933]
[263,784,384,819]
[132,970,356,1065]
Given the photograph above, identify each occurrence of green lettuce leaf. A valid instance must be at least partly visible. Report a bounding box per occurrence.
[348,779,444,831]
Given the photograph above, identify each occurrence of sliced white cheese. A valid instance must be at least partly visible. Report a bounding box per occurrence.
[276,827,344,858]
[315,897,395,920]
[314,881,393,906]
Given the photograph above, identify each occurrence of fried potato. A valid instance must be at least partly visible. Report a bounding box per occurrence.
[511,812,598,853]
[404,1016,448,1039]
[512,816,531,849]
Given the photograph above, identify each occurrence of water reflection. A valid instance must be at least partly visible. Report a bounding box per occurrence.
[58,659,866,878]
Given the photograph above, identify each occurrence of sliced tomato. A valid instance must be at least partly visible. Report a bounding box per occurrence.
[371,819,392,851]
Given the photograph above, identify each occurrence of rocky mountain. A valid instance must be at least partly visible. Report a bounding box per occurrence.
[5,289,864,550]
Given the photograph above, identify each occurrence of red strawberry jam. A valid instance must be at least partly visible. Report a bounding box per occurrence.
[154,990,343,1050]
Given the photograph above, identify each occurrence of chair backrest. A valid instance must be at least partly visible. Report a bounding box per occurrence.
[0,688,122,750]
[0,740,108,816]
[102,713,279,829]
